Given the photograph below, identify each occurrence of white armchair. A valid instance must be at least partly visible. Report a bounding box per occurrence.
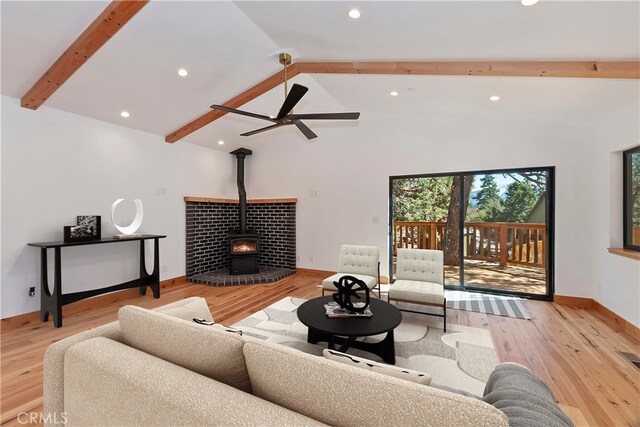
[321,245,380,298]
[388,249,447,331]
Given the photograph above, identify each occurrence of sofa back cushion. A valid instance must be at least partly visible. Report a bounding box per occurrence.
[242,339,507,427]
[64,337,325,427]
[119,305,251,393]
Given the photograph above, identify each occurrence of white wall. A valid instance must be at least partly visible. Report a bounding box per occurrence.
[246,110,603,300]
[2,93,637,326]
[592,103,640,327]
[1,95,236,318]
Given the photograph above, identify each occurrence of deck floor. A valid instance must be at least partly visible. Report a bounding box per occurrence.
[444,260,547,295]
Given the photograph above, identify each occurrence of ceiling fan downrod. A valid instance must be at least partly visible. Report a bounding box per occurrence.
[279,52,293,106]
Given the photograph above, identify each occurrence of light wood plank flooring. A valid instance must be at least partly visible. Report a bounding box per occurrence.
[1,271,639,426]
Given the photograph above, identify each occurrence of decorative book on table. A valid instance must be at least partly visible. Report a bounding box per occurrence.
[324,302,372,318]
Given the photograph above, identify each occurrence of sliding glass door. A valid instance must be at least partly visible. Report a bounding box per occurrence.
[389,167,554,299]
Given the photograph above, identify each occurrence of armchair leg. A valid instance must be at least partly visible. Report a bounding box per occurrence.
[377,261,381,299]
[443,297,447,333]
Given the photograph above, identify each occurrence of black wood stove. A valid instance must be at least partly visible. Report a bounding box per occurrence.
[228,148,259,275]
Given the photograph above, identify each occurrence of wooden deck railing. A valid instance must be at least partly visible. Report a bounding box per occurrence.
[393,221,546,269]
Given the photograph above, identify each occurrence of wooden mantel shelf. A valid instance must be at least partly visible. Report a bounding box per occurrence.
[184,196,297,204]
[607,247,640,261]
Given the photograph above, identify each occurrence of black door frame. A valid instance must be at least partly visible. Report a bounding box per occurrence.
[388,166,555,301]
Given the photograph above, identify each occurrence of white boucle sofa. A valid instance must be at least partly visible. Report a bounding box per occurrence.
[44,297,508,427]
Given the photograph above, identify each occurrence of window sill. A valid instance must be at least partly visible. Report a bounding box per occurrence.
[607,247,640,261]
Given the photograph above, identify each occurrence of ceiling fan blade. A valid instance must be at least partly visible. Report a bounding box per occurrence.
[276,84,309,119]
[210,105,273,121]
[240,123,285,137]
[293,120,318,140]
[288,112,360,120]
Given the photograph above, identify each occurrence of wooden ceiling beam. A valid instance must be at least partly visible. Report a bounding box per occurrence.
[295,60,640,79]
[165,65,300,143]
[166,59,639,143]
[21,0,148,110]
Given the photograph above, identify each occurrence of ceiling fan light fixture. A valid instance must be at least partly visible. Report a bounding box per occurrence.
[348,9,361,19]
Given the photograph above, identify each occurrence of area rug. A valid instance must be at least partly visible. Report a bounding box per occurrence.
[445,290,532,320]
[232,297,500,396]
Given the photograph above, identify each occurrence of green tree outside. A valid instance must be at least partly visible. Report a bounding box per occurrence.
[392,177,453,221]
[475,175,500,208]
[631,151,640,227]
[499,181,538,223]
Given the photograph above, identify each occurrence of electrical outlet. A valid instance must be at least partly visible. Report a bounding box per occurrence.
[372,216,380,224]
[309,256,314,263]
[309,190,318,198]
[28,287,36,297]
[156,187,167,196]
[296,255,300,262]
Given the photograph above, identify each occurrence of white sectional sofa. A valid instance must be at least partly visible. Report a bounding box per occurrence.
[44,297,509,426]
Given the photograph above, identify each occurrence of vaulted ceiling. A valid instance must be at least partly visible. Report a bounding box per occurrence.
[2,1,639,153]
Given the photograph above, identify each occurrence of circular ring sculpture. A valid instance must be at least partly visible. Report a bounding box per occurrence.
[111,199,144,235]
[332,275,370,313]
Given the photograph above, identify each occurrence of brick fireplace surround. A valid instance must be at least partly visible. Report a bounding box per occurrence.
[185,196,296,286]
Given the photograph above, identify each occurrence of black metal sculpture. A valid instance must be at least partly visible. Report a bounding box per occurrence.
[332,275,370,313]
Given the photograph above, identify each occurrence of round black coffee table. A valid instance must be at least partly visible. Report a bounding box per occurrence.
[297,296,402,364]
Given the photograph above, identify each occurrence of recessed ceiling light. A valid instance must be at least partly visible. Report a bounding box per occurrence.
[218,140,224,145]
[348,9,361,19]
[120,111,130,118]
[390,91,399,97]
[521,0,540,6]
[178,68,188,77]
[489,95,500,102]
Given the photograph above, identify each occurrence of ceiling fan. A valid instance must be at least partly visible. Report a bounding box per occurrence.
[210,53,360,140]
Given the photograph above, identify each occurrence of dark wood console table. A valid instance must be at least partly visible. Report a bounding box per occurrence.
[27,235,166,327]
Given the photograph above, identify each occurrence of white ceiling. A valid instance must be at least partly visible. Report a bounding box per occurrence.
[236,1,640,60]
[1,1,639,153]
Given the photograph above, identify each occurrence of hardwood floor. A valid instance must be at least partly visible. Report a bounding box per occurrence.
[2,271,639,426]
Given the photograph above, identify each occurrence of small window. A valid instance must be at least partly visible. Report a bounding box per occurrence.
[623,146,640,251]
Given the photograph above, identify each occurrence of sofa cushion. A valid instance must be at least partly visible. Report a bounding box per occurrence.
[154,296,214,322]
[243,339,508,426]
[119,305,252,393]
[64,337,325,426]
[44,297,212,421]
[322,349,432,385]
[482,363,574,427]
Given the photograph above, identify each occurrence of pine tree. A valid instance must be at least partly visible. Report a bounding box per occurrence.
[499,181,538,223]
[475,175,500,208]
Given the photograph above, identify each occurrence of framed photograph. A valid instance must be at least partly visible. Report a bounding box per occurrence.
[63,216,101,242]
